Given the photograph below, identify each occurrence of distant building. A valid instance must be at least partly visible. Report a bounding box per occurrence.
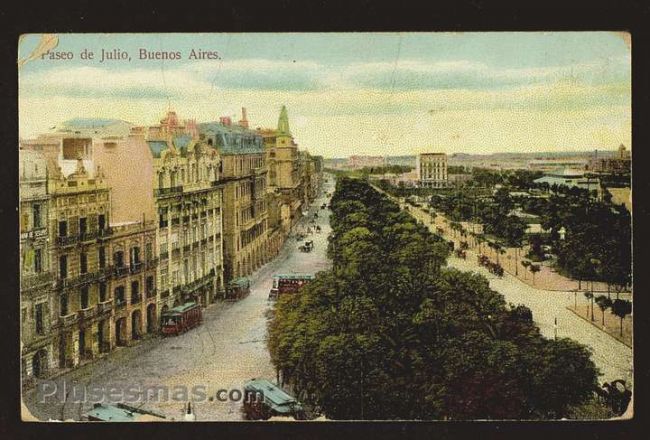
[588,144,631,175]
[416,153,448,188]
[347,155,386,169]
[528,158,588,173]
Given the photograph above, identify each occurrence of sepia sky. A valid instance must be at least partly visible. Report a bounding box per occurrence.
[18,32,631,158]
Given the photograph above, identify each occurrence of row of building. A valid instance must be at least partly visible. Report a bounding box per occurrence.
[19,106,323,382]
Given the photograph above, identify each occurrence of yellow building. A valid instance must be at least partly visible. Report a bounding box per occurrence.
[20,150,54,381]
[416,152,448,188]
[199,114,269,283]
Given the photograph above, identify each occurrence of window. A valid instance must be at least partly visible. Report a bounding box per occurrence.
[59,255,68,279]
[35,303,45,335]
[131,281,140,303]
[145,243,153,262]
[60,294,68,316]
[33,204,41,228]
[146,276,154,294]
[80,286,89,309]
[79,217,87,237]
[130,247,140,265]
[161,268,168,288]
[80,252,88,274]
[98,247,106,268]
[114,251,124,267]
[99,282,107,302]
[183,260,189,281]
[34,248,42,273]
[98,214,106,231]
[58,220,68,237]
[115,286,125,305]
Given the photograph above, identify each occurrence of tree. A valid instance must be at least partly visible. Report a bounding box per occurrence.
[529,264,541,285]
[611,299,632,337]
[584,291,594,321]
[594,295,612,327]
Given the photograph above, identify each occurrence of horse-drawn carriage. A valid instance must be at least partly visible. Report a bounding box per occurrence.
[299,240,314,253]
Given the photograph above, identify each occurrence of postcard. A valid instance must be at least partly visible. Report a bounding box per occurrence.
[18,32,632,422]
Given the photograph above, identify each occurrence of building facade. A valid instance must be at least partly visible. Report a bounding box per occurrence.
[199,115,268,283]
[20,150,54,381]
[47,157,114,369]
[416,153,448,188]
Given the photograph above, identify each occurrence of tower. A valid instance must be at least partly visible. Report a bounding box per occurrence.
[277,105,291,138]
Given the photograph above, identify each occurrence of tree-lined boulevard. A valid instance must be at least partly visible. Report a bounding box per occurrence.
[268,177,632,420]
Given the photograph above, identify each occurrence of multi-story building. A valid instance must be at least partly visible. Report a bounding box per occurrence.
[105,220,158,347]
[20,114,224,375]
[416,153,448,188]
[47,156,114,369]
[20,150,54,381]
[259,106,303,233]
[199,114,268,283]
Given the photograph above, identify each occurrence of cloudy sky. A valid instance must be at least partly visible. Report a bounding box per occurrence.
[19,33,630,158]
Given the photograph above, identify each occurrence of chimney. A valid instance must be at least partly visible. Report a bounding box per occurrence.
[239,107,249,128]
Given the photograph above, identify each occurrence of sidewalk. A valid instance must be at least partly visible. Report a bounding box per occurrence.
[566,301,632,348]
[399,194,629,296]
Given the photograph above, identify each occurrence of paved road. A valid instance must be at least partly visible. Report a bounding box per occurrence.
[24,178,336,421]
[389,194,634,389]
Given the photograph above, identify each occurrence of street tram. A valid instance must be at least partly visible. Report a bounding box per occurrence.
[269,274,315,300]
[160,302,202,336]
[242,378,305,420]
[226,277,251,300]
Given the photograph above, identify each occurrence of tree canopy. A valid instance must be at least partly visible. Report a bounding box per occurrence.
[268,177,600,420]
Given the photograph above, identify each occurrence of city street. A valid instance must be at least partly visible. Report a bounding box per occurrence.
[23,178,336,421]
[384,190,634,389]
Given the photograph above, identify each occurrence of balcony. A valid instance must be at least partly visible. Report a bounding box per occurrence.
[98,227,113,239]
[79,230,99,243]
[57,270,102,290]
[21,271,53,290]
[183,244,191,252]
[97,300,113,314]
[146,288,157,299]
[114,265,129,278]
[115,298,127,309]
[145,258,159,269]
[129,262,143,274]
[160,251,169,261]
[78,306,96,321]
[172,285,181,295]
[155,186,183,198]
[182,269,215,294]
[59,313,78,327]
[57,235,78,246]
[131,294,142,305]
[160,289,170,298]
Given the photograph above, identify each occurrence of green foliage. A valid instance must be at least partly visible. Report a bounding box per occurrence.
[268,177,600,420]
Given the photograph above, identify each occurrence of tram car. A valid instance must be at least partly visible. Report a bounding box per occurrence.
[242,379,305,420]
[269,274,315,300]
[160,302,203,336]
